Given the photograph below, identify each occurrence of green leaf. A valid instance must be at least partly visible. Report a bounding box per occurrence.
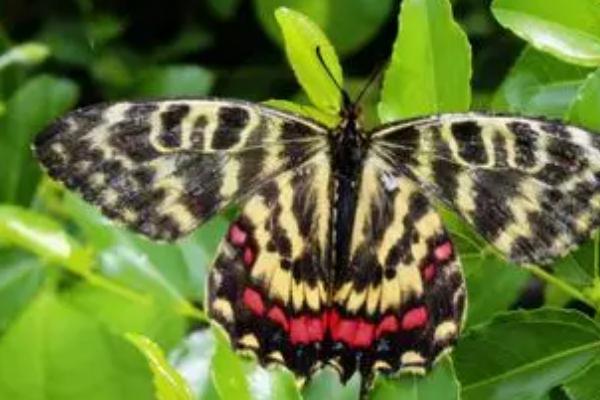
[264,99,340,127]
[551,240,596,290]
[491,0,600,67]
[567,67,600,130]
[208,0,242,19]
[463,253,529,328]
[0,42,50,70]
[378,0,471,122]
[133,65,215,97]
[126,333,194,400]
[563,362,600,400]
[0,253,44,333]
[275,7,343,113]
[247,366,302,400]
[0,205,93,272]
[169,330,218,400]
[492,47,592,117]
[0,75,78,204]
[67,284,186,353]
[210,324,252,400]
[303,369,359,400]
[58,193,208,318]
[37,19,96,67]
[254,0,393,55]
[455,309,600,400]
[150,26,213,62]
[371,357,461,400]
[0,290,154,400]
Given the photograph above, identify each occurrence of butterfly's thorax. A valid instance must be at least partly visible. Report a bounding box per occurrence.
[330,117,368,278]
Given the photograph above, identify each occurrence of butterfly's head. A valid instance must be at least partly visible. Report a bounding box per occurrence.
[340,92,360,123]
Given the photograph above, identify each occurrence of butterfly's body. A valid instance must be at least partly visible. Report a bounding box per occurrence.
[34,97,600,392]
[330,109,367,284]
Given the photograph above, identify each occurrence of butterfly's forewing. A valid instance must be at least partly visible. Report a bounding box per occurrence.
[208,151,332,376]
[34,99,327,241]
[372,114,600,265]
[330,155,465,381]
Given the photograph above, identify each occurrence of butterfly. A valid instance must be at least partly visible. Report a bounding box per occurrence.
[33,76,600,395]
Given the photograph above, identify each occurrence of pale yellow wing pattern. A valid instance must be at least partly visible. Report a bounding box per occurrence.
[34,99,327,241]
[372,114,600,265]
[208,151,333,377]
[330,153,465,380]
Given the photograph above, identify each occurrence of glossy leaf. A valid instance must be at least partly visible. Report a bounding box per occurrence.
[210,324,252,400]
[0,253,44,333]
[275,7,342,113]
[463,253,529,328]
[455,309,600,400]
[126,333,194,400]
[0,42,49,70]
[379,0,472,121]
[59,192,208,317]
[563,362,600,400]
[550,232,597,294]
[169,331,217,400]
[264,98,340,127]
[247,366,302,400]
[303,369,360,400]
[371,357,460,400]
[492,47,592,117]
[491,0,600,66]
[0,75,78,204]
[0,291,153,399]
[254,0,393,55]
[67,284,186,354]
[0,205,93,272]
[568,67,600,130]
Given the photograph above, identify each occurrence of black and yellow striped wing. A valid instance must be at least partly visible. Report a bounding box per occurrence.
[34,99,328,240]
[330,154,465,381]
[208,151,332,377]
[371,114,600,265]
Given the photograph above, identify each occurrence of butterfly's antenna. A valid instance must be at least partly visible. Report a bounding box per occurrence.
[315,46,352,109]
[352,60,388,107]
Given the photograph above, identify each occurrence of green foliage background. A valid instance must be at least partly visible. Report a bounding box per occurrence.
[1,0,600,399]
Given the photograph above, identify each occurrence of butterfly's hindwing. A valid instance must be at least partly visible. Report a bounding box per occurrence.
[373,114,600,265]
[34,99,327,240]
[330,156,465,380]
[208,151,332,376]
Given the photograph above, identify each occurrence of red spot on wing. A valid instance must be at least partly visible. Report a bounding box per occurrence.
[401,306,428,330]
[228,224,247,246]
[327,309,341,330]
[435,242,453,261]
[267,306,289,331]
[290,316,310,344]
[331,318,358,344]
[423,263,436,282]
[307,317,325,342]
[353,320,375,347]
[243,288,265,316]
[376,314,399,338]
[243,247,255,267]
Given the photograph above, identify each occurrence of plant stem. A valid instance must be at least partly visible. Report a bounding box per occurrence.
[176,300,208,323]
[525,264,597,310]
[78,269,151,305]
